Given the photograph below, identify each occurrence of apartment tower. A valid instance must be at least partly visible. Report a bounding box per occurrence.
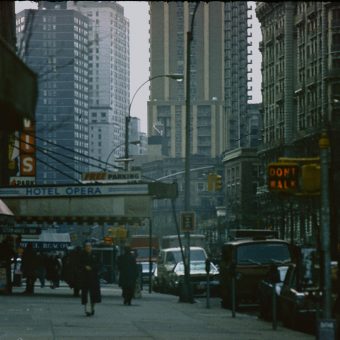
[16,2,90,184]
[148,2,251,159]
[68,1,129,171]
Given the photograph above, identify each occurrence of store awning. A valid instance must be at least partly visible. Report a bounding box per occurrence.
[0,36,37,131]
[21,232,71,251]
[0,198,14,226]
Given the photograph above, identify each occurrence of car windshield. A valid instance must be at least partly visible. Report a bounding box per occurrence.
[175,261,217,273]
[237,243,291,264]
[171,249,206,263]
[134,248,157,258]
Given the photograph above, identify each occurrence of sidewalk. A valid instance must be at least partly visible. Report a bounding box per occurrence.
[0,283,313,340]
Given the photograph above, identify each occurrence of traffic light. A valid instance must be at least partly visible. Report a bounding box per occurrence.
[215,175,223,191]
[300,163,320,194]
[207,173,216,191]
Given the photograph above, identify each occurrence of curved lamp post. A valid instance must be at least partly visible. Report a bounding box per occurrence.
[105,140,140,172]
[124,73,183,171]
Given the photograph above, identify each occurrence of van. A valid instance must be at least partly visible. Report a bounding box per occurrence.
[152,246,207,293]
[219,238,293,307]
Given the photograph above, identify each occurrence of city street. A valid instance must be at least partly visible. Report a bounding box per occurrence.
[0,283,313,340]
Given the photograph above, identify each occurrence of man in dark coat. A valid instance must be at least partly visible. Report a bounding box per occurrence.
[79,242,101,316]
[0,236,15,294]
[117,246,138,305]
[62,246,82,296]
[21,242,38,294]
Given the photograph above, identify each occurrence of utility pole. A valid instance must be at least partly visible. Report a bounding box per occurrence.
[182,2,200,304]
[319,131,332,318]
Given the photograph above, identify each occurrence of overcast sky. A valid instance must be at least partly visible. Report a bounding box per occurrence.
[15,1,262,133]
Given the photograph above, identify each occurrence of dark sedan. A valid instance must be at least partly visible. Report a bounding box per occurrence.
[279,264,322,330]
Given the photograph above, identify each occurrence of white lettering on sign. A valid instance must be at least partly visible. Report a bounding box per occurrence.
[21,156,35,174]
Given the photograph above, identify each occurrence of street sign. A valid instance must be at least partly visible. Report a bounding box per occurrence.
[181,211,195,232]
[81,171,141,183]
[10,176,36,186]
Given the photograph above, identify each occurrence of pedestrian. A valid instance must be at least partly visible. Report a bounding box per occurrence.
[62,246,82,297]
[21,242,38,295]
[0,236,15,294]
[36,252,47,288]
[46,254,62,289]
[117,246,138,306]
[79,242,101,316]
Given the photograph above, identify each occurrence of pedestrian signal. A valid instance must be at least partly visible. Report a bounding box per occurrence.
[268,162,299,193]
[300,163,320,193]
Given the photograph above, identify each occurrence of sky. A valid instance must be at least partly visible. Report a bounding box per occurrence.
[15,1,262,133]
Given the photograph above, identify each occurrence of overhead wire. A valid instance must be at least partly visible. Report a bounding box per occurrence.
[12,144,82,184]
[15,133,164,183]
[22,131,125,171]
[17,137,114,173]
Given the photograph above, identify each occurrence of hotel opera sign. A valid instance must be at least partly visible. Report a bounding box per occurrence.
[268,162,299,193]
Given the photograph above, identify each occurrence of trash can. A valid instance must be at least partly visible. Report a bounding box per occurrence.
[12,258,22,287]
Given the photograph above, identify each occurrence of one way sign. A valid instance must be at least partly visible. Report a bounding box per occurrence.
[181,211,195,232]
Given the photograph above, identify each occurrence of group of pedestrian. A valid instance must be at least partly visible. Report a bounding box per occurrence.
[77,243,139,315]
[1,237,140,317]
[21,245,63,294]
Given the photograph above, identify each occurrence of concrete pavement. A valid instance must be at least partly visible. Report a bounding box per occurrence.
[0,283,313,340]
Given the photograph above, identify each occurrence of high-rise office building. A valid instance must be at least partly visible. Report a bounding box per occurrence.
[148,2,251,158]
[68,1,129,171]
[16,2,90,184]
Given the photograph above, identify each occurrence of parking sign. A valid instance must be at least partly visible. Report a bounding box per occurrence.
[181,211,195,232]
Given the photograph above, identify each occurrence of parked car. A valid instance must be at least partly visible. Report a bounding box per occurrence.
[140,261,156,284]
[279,263,322,330]
[166,260,220,296]
[258,265,289,320]
[152,247,207,293]
[219,238,293,308]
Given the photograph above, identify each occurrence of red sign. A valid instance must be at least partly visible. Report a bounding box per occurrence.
[268,162,299,193]
[20,119,36,177]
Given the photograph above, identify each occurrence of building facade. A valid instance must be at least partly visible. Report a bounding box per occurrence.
[148,2,252,158]
[147,2,254,245]
[16,3,90,184]
[68,1,129,171]
[256,2,340,252]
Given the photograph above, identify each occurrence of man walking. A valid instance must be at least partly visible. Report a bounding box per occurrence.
[79,242,101,316]
[117,246,138,305]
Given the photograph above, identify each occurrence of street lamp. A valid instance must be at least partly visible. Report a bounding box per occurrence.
[182,1,200,303]
[104,140,140,172]
[124,73,183,171]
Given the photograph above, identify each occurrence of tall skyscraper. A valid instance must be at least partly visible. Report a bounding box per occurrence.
[16,2,90,184]
[68,1,130,171]
[148,2,251,158]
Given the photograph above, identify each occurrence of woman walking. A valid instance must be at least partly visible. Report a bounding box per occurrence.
[79,242,101,316]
